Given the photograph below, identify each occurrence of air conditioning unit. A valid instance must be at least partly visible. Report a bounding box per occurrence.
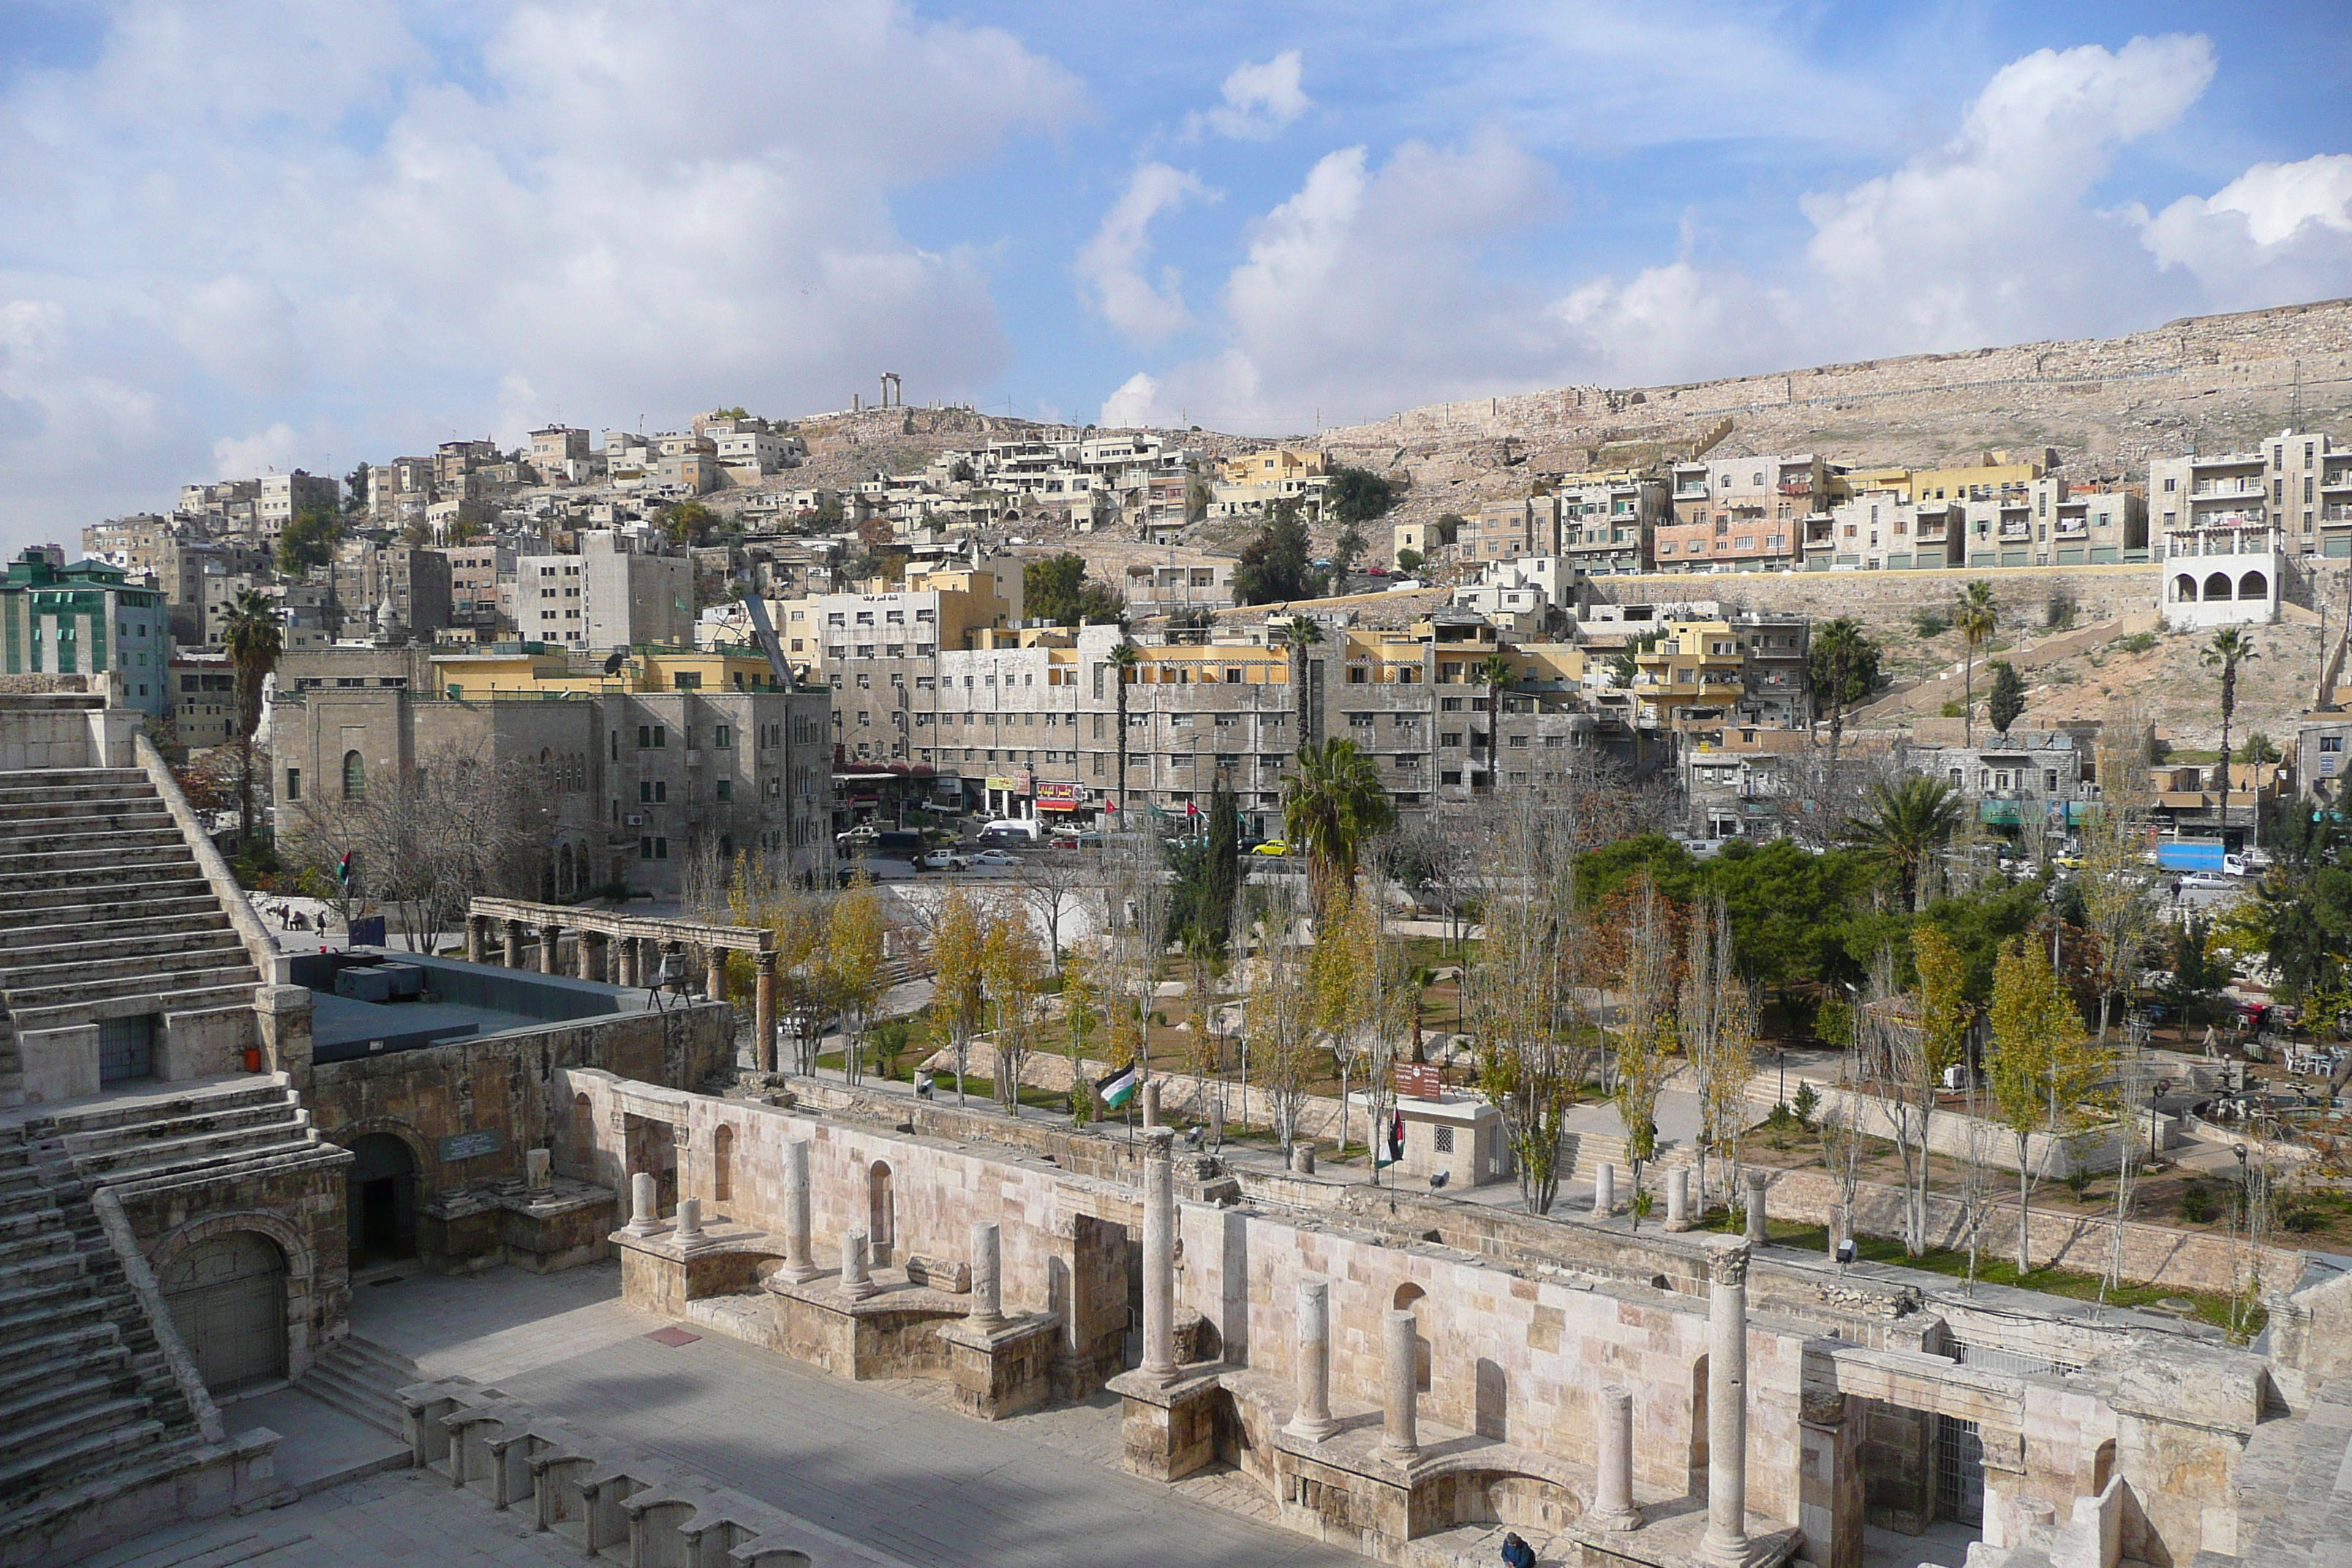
[626,815,645,826]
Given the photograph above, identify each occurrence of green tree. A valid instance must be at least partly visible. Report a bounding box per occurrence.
[1474,650,1514,788]
[1023,552,1126,626]
[1108,640,1139,813]
[1956,581,1998,747]
[1986,938,2106,1272]
[2201,627,2258,829]
[342,463,370,517]
[2236,731,2280,764]
[276,507,342,575]
[1847,777,1964,913]
[1395,548,1423,574]
[1987,660,2027,735]
[1808,617,1879,779]
[660,500,719,546]
[1431,513,1465,547]
[1325,466,1396,524]
[1232,501,1320,604]
[1282,737,1394,914]
[1282,616,1324,743]
[223,589,282,848]
[1333,525,1368,578]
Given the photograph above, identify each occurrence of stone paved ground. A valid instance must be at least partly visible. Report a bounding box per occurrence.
[355,1261,1358,1568]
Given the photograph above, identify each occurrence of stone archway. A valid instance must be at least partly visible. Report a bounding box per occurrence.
[346,1131,418,1267]
[160,1230,287,1393]
[2204,571,2235,602]
[2174,574,2198,603]
[150,1210,322,1390]
[1392,1283,1432,1392]
[2239,570,2268,604]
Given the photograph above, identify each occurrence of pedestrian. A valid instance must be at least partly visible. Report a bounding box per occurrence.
[1500,1531,1537,1568]
[2171,877,2183,905]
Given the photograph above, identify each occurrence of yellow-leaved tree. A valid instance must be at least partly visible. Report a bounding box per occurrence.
[981,909,1044,1117]
[824,875,889,1085]
[931,886,987,1105]
[1986,938,2109,1273]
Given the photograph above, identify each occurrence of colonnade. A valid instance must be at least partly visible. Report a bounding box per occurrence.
[464,911,781,1069]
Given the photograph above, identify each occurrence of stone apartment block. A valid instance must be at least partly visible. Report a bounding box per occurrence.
[1123,560,1235,617]
[327,540,453,638]
[274,648,832,897]
[256,470,338,538]
[2150,427,2348,557]
[367,456,435,527]
[1555,472,1664,574]
[516,530,693,654]
[1907,722,2102,839]
[444,543,513,632]
[167,653,239,750]
[1656,453,1824,570]
[780,562,1023,771]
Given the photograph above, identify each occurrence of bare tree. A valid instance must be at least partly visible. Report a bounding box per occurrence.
[1017,850,1093,976]
[1682,894,1754,1213]
[1245,876,1319,1151]
[1612,875,1679,1227]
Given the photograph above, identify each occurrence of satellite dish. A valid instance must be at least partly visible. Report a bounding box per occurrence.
[603,651,626,675]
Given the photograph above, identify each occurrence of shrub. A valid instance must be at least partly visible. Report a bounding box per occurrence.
[2180,1182,2212,1223]
[2119,632,2157,655]
[1912,610,1950,638]
[1940,701,1965,719]
[1791,1081,1820,1128]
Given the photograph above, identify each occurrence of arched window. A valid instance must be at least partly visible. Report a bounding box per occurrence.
[2239,570,2268,603]
[1392,1283,1432,1392]
[869,1161,895,1264]
[714,1124,734,1204]
[2204,572,2235,602]
[342,749,366,798]
[2174,574,2198,603]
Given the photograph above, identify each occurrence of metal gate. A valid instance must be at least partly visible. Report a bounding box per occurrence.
[1937,1414,1985,1527]
[161,1232,287,1392]
[97,1014,155,1084]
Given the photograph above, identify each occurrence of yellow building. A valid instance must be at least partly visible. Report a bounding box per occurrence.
[1902,455,2044,505]
[1632,620,1745,728]
[1221,446,1327,486]
[431,647,786,701]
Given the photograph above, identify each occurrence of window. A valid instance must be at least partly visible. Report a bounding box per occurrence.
[342,750,366,799]
[285,767,301,802]
[638,835,669,859]
[639,780,666,803]
[1433,1126,1454,1154]
[716,780,732,802]
[713,724,731,747]
[2322,736,2345,753]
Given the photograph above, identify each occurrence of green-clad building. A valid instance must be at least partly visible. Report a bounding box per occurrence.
[1,547,171,716]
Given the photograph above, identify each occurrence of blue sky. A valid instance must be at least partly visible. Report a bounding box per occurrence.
[2,1,2350,554]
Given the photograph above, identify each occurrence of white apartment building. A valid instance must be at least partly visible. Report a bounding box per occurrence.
[2149,429,2349,558]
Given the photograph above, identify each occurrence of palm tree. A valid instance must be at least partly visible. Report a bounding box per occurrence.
[1107,639,1139,815]
[1956,581,1997,747]
[1847,777,1964,913]
[1473,649,1514,790]
[223,589,282,847]
[1282,737,1394,915]
[1812,617,1871,784]
[2201,627,2259,831]
[1282,616,1324,745]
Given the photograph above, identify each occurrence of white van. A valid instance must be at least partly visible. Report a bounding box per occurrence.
[978,818,1041,844]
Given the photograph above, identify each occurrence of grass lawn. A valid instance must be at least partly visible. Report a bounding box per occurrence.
[1700,1210,2264,1337]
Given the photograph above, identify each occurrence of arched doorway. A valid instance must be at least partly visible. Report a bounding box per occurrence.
[1392,1283,1432,1392]
[161,1232,287,1393]
[869,1161,895,1267]
[347,1132,418,1267]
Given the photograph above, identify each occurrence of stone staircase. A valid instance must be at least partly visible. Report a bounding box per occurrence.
[0,1121,204,1542]
[295,1335,418,1439]
[0,766,265,1107]
[30,1074,331,1203]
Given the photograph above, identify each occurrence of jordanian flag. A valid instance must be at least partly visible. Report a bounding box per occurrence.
[1097,1060,1141,1111]
[1375,1110,1405,1167]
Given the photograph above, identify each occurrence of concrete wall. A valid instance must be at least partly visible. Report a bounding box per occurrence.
[0,693,136,769]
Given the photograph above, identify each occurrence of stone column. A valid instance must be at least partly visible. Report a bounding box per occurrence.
[466,914,488,965]
[1382,1309,1420,1462]
[615,934,638,988]
[575,931,596,981]
[253,982,314,1094]
[626,1172,659,1235]
[782,1138,820,1284]
[1828,1203,1849,1263]
[1588,1384,1643,1531]
[1289,1143,1316,1175]
[1595,1161,1616,1217]
[755,954,780,1074]
[524,1147,552,1192]
[1745,1169,1769,1248]
[1140,1079,1161,1128]
[502,919,524,968]
[968,1221,1005,1330]
[540,924,563,975]
[1284,1278,1338,1442]
[675,1196,703,1241]
[1666,1166,1692,1231]
[1700,1237,1752,1568]
[839,1229,876,1300]
[705,947,727,1003]
[1141,1129,1177,1384]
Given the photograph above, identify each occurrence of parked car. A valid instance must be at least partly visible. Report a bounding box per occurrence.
[1250,839,1291,857]
[2182,871,2236,891]
[970,848,1019,869]
[919,849,967,872]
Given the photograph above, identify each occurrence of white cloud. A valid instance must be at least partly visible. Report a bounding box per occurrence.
[211,423,303,479]
[1186,50,1311,141]
[1798,34,2216,351]
[1100,372,1159,429]
[1106,130,1558,428]
[1076,164,1214,344]
[2141,154,2352,309]
[0,0,1086,551]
